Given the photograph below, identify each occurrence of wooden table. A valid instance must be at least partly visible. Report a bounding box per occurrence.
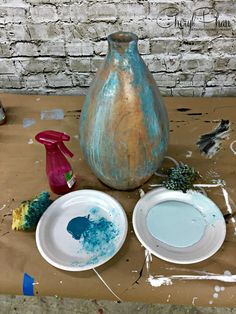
[0,94,236,307]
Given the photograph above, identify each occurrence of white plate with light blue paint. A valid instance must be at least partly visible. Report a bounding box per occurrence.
[132,188,226,264]
[36,190,128,271]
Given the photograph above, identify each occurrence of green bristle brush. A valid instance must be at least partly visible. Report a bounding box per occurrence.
[12,191,53,231]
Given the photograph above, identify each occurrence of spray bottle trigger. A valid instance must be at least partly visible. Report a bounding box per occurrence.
[58,142,74,158]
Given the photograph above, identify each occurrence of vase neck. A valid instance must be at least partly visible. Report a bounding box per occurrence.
[108,32,138,55]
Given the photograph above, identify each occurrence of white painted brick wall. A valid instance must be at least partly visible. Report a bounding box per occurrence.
[30,5,58,23]
[0,0,236,96]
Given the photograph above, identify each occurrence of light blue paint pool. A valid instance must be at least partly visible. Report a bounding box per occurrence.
[146,201,207,248]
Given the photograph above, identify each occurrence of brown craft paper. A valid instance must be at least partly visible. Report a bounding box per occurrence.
[0,94,236,307]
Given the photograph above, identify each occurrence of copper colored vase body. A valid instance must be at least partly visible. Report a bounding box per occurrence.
[80,32,169,190]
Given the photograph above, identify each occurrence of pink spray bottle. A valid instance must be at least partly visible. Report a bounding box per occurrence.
[35,130,76,195]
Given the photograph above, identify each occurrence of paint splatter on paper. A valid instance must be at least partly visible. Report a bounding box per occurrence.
[177,108,191,112]
[186,151,192,158]
[230,140,236,155]
[147,271,236,287]
[67,210,119,266]
[148,275,173,287]
[197,119,230,158]
[166,294,171,302]
[192,297,198,305]
[0,204,6,211]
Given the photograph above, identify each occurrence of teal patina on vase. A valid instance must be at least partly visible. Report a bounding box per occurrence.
[80,32,169,190]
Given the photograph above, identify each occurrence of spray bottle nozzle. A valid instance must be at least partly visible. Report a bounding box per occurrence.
[35,130,73,158]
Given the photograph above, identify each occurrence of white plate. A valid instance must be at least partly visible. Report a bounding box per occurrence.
[132,188,226,264]
[36,190,128,271]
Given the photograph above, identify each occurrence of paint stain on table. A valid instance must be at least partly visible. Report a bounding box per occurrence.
[197,119,230,158]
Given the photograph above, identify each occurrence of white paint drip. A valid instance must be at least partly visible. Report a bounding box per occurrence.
[230,140,236,155]
[148,275,173,287]
[93,268,122,302]
[209,300,213,305]
[138,188,145,198]
[148,272,236,287]
[214,285,221,292]
[192,296,198,305]
[194,183,223,188]
[28,138,33,144]
[165,267,216,275]
[149,183,224,189]
[166,294,171,302]
[145,249,152,273]
[0,204,6,211]
[221,187,236,233]
[221,187,233,214]
[224,270,232,276]
[186,151,192,158]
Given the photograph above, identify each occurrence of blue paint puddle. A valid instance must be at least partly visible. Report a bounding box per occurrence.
[67,215,91,240]
[67,209,119,265]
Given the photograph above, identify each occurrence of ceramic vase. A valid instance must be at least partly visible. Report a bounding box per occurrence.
[80,32,169,190]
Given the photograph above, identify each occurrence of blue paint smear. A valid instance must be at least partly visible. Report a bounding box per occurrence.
[23,118,36,128]
[23,273,34,296]
[67,212,119,266]
[40,109,64,120]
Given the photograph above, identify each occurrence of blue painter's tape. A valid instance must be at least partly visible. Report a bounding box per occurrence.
[23,273,34,296]
[23,118,36,128]
[40,109,64,120]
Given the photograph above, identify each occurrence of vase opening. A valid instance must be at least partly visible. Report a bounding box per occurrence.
[108,32,138,53]
[108,32,138,43]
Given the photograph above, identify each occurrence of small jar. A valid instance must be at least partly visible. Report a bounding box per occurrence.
[0,101,6,125]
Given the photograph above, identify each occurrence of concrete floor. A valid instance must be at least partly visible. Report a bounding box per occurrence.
[0,296,235,314]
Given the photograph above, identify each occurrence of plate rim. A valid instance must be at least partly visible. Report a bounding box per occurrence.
[132,187,226,264]
[36,189,128,271]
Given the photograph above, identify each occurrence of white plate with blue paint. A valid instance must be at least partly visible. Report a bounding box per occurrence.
[132,188,226,264]
[36,190,128,271]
